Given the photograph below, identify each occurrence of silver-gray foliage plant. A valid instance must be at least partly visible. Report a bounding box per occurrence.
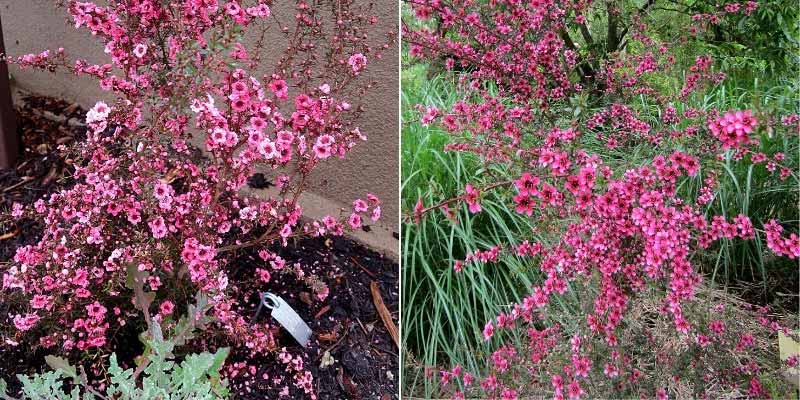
[1,293,230,400]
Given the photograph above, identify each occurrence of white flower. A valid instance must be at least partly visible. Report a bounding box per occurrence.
[133,43,147,58]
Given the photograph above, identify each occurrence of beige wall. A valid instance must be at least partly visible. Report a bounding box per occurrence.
[0,0,399,255]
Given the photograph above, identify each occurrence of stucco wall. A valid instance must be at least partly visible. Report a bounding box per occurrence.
[0,0,399,255]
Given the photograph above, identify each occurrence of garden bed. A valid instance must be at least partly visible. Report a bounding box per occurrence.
[0,94,85,258]
[0,95,399,399]
[225,236,399,399]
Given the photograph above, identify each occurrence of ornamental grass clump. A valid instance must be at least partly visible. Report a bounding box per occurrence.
[405,0,798,398]
[1,0,393,397]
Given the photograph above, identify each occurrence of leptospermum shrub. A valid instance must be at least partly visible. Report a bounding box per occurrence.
[405,0,798,398]
[2,0,392,396]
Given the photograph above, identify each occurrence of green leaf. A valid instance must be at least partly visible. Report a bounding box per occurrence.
[107,353,136,397]
[208,348,230,378]
[45,355,77,378]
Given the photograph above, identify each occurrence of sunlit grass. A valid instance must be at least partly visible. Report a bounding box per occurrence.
[400,65,545,397]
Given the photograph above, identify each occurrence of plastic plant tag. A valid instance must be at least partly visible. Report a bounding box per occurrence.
[256,292,313,348]
[779,331,800,386]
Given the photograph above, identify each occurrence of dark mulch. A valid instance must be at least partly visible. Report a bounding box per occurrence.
[0,95,399,399]
[225,236,399,400]
[0,95,86,261]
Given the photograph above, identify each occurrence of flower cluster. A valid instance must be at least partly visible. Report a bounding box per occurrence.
[707,109,758,149]
[3,0,393,397]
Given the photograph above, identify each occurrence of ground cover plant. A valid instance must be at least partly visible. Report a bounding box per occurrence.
[402,0,799,398]
[0,0,395,398]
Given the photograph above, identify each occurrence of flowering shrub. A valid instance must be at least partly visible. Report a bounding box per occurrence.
[2,0,392,396]
[405,0,798,398]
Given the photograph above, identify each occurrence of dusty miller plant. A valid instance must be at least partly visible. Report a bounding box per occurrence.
[1,294,229,400]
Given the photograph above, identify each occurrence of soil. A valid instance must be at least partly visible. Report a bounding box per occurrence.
[0,94,399,399]
[0,95,86,261]
[225,236,399,400]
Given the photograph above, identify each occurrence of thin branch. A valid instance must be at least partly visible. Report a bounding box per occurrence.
[407,180,514,223]
[616,0,659,51]
[606,1,620,53]
[578,21,595,47]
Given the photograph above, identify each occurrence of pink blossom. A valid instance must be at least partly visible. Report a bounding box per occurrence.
[465,184,481,213]
[353,199,368,213]
[348,213,362,229]
[348,53,367,74]
[13,313,40,331]
[370,206,381,221]
[269,78,288,100]
[483,321,494,340]
[159,301,174,316]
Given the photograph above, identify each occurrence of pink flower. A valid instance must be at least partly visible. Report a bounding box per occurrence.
[483,321,494,340]
[313,134,335,159]
[353,199,368,212]
[348,53,367,74]
[86,301,107,319]
[465,184,482,213]
[414,197,425,223]
[159,301,174,316]
[348,213,362,229]
[567,380,584,400]
[707,109,758,149]
[500,388,518,400]
[420,106,438,126]
[11,202,23,218]
[30,295,52,310]
[148,216,168,239]
[514,194,534,216]
[86,101,111,132]
[246,4,271,18]
[225,2,242,16]
[13,313,40,331]
[463,372,473,386]
[370,206,381,221]
[280,224,292,239]
[257,268,271,283]
[230,94,249,112]
[514,173,540,196]
[316,286,329,301]
[259,140,278,160]
[153,182,174,200]
[271,257,286,270]
[481,374,498,392]
[269,78,288,100]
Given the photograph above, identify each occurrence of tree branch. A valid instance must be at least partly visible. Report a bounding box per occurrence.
[616,0,659,52]
[559,29,597,84]
[606,1,619,53]
[578,21,595,47]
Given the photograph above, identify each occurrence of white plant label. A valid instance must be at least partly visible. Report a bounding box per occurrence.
[258,292,313,348]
